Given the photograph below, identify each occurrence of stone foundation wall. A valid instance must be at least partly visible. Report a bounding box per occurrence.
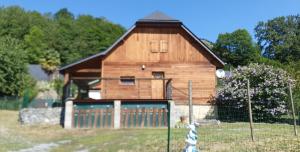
[173,104,217,123]
[19,108,63,125]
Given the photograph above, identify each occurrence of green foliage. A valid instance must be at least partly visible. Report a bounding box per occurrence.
[24,26,47,63]
[51,8,126,65]
[255,15,300,63]
[213,29,261,67]
[284,61,300,111]
[40,49,61,73]
[217,64,294,122]
[51,78,64,99]
[201,38,214,49]
[0,6,126,67]
[0,36,30,96]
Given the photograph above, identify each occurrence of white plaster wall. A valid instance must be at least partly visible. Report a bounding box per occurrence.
[173,104,218,123]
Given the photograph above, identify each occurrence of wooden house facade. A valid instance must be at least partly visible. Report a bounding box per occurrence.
[60,12,224,128]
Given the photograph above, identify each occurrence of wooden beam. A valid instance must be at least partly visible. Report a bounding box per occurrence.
[64,72,69,85]
[75,69,101,73]
[71,77,100,80]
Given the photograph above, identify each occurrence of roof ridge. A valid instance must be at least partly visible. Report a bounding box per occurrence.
[138,11,179,22]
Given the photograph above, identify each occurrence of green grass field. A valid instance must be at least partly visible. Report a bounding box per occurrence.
[0,110,299,152]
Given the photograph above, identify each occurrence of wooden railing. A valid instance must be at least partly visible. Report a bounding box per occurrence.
[66,77,172,100]
[99,78,172,100]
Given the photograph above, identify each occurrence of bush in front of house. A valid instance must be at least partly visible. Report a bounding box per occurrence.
[217,63,294,122]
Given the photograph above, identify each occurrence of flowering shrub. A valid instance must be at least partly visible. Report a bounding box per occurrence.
[217,63,294,121]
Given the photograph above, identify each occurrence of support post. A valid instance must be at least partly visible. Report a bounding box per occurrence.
[289,82,298,136]
[64,100,73,129]
[114,100,121,129]
[167,100,171,152]
[247,79,254,141]
[188,80,193,124]
[63,72,69,101]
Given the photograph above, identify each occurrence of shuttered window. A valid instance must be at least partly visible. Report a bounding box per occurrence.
[150,40,159,53]
[160,40,168,53]
[150,40,168,53]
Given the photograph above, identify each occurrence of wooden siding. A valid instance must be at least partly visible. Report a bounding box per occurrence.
[102,25,216,104]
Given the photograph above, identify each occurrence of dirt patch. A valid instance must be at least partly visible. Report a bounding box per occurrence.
[11,140,71,152]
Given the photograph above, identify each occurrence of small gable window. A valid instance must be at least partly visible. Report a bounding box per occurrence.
[120,76,135,85]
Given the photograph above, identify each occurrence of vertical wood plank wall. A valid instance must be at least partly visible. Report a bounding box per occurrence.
[102,26,217,104]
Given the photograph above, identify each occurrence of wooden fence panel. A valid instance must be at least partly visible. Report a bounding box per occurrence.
[120,107,168,128]
[72,108,114,128]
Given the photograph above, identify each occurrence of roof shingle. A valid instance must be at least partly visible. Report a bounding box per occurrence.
[138,11,180,22]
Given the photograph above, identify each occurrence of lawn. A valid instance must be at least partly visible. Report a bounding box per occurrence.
[0,110,299,152]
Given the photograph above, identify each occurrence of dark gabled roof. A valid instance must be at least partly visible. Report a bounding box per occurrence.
[28,64,49,81]
[59,11,224,72]
[137,11,181,23]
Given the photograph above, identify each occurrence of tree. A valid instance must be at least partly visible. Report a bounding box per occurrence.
[0,36,32,96]
[213,29,261,67]
[54,8,74,20]
[39,49,61,73]
[217,63,294,121]
[24,26,47,63]
[255,15,300,62]
[0,6,31,39]
[0,6,126,66]
[201,38,214,49]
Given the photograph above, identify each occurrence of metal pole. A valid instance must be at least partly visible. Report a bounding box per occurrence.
[188,80,193,124]
[167,101,171,152]
[247,79,255,142]
[289,82,298,136]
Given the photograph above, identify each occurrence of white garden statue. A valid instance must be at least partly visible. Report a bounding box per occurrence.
[183,122,199,152]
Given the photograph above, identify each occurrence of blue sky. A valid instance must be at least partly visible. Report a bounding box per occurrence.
[1,0,299,42]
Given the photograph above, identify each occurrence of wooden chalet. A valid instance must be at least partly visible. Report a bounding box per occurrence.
[60,12,224,128]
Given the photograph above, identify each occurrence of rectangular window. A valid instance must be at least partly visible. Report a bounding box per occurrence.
[120,76,135,85]
[160,40,168,52]
[149,40,159,53]
[152,72,164,79]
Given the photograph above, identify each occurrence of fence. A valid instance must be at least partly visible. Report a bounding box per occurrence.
[167,78,300,152]
[0,96,21,110]
[73,109,114,128]
[70,101,169,129]
[120,104,168,128]
[72,102,114,128]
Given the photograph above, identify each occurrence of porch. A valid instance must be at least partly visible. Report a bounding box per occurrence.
[64,77,173,100]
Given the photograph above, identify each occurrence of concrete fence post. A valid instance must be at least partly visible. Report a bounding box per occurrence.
[168,100,176,128]
[114,100,121,129]
[64,100,73,129]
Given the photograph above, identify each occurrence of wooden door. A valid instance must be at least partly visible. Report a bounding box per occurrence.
[151,72,164,99]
